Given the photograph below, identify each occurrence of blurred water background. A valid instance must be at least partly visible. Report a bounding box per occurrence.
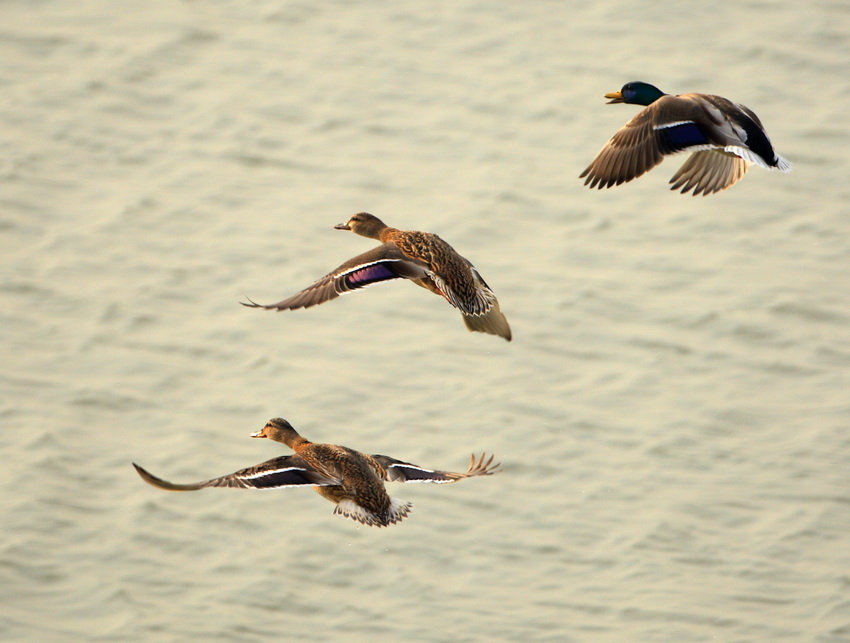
[1,1,849,641]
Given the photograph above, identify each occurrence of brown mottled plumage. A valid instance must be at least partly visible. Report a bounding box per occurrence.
[242,213,512,341]
[133,418,500,528]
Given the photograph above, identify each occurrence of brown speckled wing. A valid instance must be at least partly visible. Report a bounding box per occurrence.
[373,452,500,484]
[242,244,430,311]
[132,456,339,492]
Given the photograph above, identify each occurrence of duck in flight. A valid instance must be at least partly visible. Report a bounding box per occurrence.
[580,81,791,196]
[133,418,500,527]
[242,212,512,341]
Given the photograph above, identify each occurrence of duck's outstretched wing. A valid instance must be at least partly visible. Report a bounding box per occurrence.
[668,149,750,196]
[132,455,339,492]
[242,244,429,311]
[372,452,500,484]
[580,101,668,189]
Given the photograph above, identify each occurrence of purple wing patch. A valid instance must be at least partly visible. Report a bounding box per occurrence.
[343,262,400,289]
[657,122,708,153]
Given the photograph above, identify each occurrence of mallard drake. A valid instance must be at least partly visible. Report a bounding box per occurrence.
[580,81,792,196]
[133,418,500,527]
[242,212,512,341]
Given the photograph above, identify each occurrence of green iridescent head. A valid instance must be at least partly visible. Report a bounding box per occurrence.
[604,81,666,106]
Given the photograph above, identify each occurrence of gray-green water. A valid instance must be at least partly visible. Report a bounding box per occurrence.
[2,1,849,641]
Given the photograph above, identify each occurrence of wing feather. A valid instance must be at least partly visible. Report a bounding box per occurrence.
[242,245,429,311]
[133,455,338,492]
[372,452,500,484]
[668,150,749,196]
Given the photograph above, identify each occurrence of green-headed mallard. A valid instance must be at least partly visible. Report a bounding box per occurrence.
[133,418,500,528]
[580,81,792,196]
[243,212,512,341]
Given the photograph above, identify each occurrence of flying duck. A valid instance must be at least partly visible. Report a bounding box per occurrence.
[242,213,512,341]
[133,418,500,527]
[580,81,792,196]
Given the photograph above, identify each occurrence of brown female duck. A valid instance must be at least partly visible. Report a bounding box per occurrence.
[133,418,500,527]
[243,212,512,341]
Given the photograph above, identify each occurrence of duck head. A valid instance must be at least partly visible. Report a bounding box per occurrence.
[605,81,666,106]
[334,212,389,239]
[251,418,308,448]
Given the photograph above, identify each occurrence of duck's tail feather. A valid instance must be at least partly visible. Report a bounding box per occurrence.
[462,302,512,341]
[333,497,413,527]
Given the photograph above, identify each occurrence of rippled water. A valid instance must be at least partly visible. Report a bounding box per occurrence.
[2,1,849,641]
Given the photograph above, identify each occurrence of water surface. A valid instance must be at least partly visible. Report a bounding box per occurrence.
[1,1,849,641]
